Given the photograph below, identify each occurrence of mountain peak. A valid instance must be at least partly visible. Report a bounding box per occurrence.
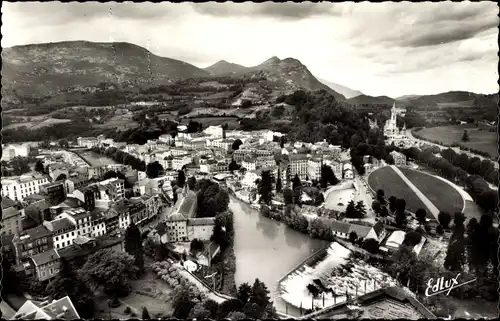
[260,56,281,66]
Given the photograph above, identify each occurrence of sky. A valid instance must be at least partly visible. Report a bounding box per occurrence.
[2,1,498,97]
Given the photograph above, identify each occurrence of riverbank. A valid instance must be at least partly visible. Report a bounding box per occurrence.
[77,150,119,166]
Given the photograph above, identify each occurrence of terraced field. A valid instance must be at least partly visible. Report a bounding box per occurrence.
[398,167,464,214]
[367,166,429,214]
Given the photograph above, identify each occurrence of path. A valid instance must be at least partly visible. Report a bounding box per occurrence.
[389,165,440,219]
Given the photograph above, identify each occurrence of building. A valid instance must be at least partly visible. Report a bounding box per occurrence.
[77,137,98,148]
[288,154,309,181]
[165,186,215,243]
[43,218,77,250]
[90,209,107,237]
[256,155,276,169]
[48,163,69,181]
[64,176,89,194]
[307,157,323,181]
[12,225,54,267]
[300,286,436,320]
[348,223,379,241]
[384,103,411,148]
[40,181,66,204]
[1,173,50,202]
[1,197,23,236]
[29,249,61,282]
[242,158,257,171]
[1,143,33,162]
[331,220,351,239]
[390,151,407,166]
[203,125,224,138]
[11,296,80,320]
[210,138,235,151]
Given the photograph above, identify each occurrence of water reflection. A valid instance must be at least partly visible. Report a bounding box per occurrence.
[284,223,307,249]
[256,212,279,241]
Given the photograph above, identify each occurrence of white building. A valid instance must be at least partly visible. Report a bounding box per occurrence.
[43,208,92,250]
[242,158,257,171]
[203,125,224,138]
[1,174,50,202]
[1,143,31,161]
[384,102,411,148]
[77,137,99,148]
[307,157,323,180]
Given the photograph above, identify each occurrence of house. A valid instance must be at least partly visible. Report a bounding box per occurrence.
[64,176,89,194]
[300,286,436,320]
[382,230,406,252]
[165,186,215,243]
[29,249,61,282]
[203,125,224,138]
[1,197,23,236]
[1,173,50,202]
[40,181,66,205]
[330,220,351,239]
[373,221,387,242]
[90,209,107,237]
[196,241,221,267]
[348,223,379,241]
[390,151,407,166]
[12,225,54,269]
[151,222,169,244]
[11,295,80,320]
[48,163,70,181]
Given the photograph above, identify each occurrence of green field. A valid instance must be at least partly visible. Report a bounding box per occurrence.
[398,167,464,214]
[367,166,430,214]
[416,124,497,157]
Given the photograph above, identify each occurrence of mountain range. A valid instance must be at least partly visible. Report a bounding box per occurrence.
[1,40,496,109]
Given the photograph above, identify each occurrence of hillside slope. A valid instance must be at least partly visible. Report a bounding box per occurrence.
[347,94,395,106]
[1,41,209,98]
[317,77,363,99]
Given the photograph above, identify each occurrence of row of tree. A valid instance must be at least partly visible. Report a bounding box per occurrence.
[401,146,498,213]
[91,146,147,172]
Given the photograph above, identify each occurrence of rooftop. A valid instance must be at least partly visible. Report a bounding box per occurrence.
[3,206,21,220]
[16,225,53,242]
[1,196,17,209]
[30,249,60,267]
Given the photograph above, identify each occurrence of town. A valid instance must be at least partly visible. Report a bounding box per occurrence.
[2,99,498,319]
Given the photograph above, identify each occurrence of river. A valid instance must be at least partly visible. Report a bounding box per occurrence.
[229,197,328,316]
[78,151,119,166]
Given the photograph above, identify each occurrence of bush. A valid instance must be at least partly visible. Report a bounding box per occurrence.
[438,212,452,229]
[124,307,131,314]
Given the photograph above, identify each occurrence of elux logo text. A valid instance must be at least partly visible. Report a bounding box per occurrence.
[425,273,476,297]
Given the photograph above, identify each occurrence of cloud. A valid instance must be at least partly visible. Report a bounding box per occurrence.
[192,2,349,20]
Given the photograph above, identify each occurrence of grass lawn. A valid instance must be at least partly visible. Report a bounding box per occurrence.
[30,118,72,129]
[367,166,429,214]
[398,167,464,215]
[416,124,497,157]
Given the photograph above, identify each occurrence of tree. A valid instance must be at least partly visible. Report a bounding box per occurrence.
[35,160,45,173]
[237,282,253,304]
[232,139,243,150]
[438,211,452,229]
[371,200,382,215]
[172,284,196,319]
[292,174,301,190]
[345,200,357,218]
[355,201,367,217]
[320,165,339,188]
[258,170,274,205]
[58,139,69,148]
[45,259,95,318]
[349,231,358,243]
[203,299,219,319]
[177,170,186,187]
[142,307,151,319]
[229,159,241,172]
[124,222,144,271]
[292,186,302,205]
[376,189,386,205]
[388,196,397,213]
[79,249,139,296]
[55,173,67,181]
[146,161,164,179]
[461,130,469,142]
[275,170,282,193]
[247,279,272,319]
[415,208,427,225]
[403,231,422,247]
[189,303,210,319]
[283,188,293,205]
[385,154,395,165]
[187,176,197,190]
[444,216,466,272]
[362,238,380,254]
